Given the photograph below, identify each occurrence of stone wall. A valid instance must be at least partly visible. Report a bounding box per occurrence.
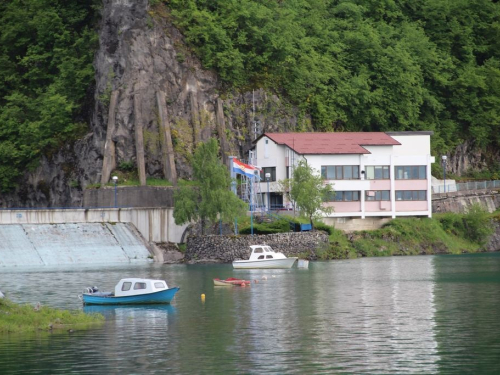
[185,232,329,263]
[432,190,500,214]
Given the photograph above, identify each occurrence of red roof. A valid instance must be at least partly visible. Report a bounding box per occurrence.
[260,132,401,155]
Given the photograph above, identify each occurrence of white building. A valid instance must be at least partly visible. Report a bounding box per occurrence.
[251,132,435,230]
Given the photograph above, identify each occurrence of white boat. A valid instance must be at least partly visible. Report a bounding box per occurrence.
[232,245,298,269]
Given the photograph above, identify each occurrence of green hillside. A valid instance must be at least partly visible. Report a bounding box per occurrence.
[1,0,500,192]
[0,0,99,192]
[167,0,500,151]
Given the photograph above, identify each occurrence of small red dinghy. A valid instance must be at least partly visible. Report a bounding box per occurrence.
[213,277,251,286]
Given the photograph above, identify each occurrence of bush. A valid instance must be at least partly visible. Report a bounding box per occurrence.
[463,204,494,245]
[313,221,334,235]
[239,223,284,235]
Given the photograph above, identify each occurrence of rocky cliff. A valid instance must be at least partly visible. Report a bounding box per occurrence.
[1,0,306,208]
[0,0,493,209]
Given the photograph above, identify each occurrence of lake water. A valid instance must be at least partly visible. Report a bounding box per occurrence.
[1,253,499,374]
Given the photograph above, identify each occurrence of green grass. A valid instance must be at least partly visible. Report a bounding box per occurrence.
[232,211,491,260]
[321,214,486,260]
[0,299,104,334]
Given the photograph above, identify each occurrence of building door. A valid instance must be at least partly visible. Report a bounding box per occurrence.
[270,193,283,210]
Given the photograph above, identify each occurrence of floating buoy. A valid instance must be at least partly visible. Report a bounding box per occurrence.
[272,275,276,278]
[201,293,205,302]
[262,276,267,280]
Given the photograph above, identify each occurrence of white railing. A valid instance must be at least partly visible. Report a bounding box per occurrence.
[432,180,500,194]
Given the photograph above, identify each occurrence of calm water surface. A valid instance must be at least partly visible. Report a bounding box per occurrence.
[1,253,499,374]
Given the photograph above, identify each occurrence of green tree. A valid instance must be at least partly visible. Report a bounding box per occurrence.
[167,0,500,159]
[173,138,247,234]
[462,204,494,246]
[290,160,333,229]
[0,0,98,192]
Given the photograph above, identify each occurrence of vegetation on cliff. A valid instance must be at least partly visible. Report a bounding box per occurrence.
[0,0,99,192]
[167,0,500,156]
[0,298,104,334]
[2,0,500,194]
[173,138,248,234]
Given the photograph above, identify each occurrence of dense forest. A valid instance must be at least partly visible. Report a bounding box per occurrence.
[0,0,99,192]
[167,0,500,147]
[1,0,500,192]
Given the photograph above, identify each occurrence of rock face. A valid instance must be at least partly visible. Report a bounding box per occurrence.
[1,0,305,208]
[446,140,500,177]
[2,1,495,209]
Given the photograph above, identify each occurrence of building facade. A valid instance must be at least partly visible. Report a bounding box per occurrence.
[251,132,435,226]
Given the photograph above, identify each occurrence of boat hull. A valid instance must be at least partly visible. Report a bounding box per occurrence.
[82,287,180,305]
[213,278,251,286]
[232,257,298,269]
[213,279,234,286]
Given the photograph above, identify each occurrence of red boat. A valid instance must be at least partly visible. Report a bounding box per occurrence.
[213,277,251,286]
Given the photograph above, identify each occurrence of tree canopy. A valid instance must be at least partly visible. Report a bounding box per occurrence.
[0,0,99,192]
[173,138,247,233]
[168,0,500,155]
[290,160,332,227]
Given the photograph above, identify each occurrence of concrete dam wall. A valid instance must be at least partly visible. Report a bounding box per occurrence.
[0,223,152,267]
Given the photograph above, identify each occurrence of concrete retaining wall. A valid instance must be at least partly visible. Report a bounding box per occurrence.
[0,207,188,243]
[322,217,393,231]
[432,190,500,214]
[0,223,152,267]
[185,231,329,263]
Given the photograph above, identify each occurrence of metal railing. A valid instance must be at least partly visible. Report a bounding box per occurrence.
[432,180,500,194]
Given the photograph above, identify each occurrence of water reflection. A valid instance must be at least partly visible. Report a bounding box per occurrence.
[0,255,499,374]
[83,304,177,318]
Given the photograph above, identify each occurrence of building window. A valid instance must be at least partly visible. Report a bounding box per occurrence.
[325,191,360,202]
[365,190,390,201]
[286,166,290,179]
[260,167,276,181]
[365,166,390,180]
[321,165,360,180]
[395,166,426,180]
[395,190,427,201]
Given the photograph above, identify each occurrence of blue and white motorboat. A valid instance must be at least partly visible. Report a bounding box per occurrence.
[80,278,179,305]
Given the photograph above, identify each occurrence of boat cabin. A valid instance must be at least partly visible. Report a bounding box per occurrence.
[248,245,286,261]
[114,278,169,297]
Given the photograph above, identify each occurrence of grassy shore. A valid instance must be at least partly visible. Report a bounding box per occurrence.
[235,204,498,260]
[315,205,497,260]
[0,298,104,334]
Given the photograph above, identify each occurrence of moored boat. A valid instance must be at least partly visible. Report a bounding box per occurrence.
[232,245,298,269]
[80,278,179,305]
[213,277,251,286]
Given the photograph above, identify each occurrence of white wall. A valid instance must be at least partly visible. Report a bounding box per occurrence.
[0,208,189,243]
[390,134,431,155]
